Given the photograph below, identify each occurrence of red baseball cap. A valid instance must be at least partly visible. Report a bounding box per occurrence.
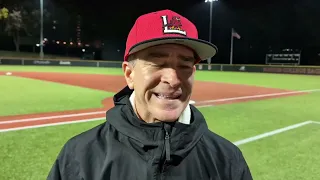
[124,9,218,63]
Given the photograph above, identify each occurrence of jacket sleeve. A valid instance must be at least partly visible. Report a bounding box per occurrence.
[46,142,80,180]
[233,151,253,180]
[47,159,62,180]
[47,144,67,180]
[237,160,253,180]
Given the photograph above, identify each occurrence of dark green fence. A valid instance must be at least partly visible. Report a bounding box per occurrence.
[1,58,319,75]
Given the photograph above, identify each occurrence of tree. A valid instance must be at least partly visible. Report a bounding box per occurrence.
[3,9,23,51]
[0,7,9,35]
[0,7,9,19]
[0,5,50,52]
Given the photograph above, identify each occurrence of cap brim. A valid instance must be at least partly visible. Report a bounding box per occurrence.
[128,37,218,61]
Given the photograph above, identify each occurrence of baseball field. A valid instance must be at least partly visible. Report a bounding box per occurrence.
[0,64,319,180]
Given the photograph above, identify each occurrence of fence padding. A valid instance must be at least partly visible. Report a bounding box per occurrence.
[0,58,319,75]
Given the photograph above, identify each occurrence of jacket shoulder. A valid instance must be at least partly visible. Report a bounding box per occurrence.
[58,122,106,154]
[65,122,107,149]
[200,130,253,179]
[202,130,241,160]
[47,122,108,180]
[202,130,243,161]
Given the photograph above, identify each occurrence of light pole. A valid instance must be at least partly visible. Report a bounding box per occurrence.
[205,0,218,64]
[40,0,44,59]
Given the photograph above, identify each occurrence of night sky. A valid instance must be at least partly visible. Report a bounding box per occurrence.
[51,0,320,45]
[2,0,320,64]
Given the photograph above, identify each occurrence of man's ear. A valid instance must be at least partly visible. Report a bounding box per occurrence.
[122,61,135,89]
[193,65,196,73]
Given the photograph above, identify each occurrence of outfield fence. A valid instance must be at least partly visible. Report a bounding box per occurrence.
[0,58,319,75]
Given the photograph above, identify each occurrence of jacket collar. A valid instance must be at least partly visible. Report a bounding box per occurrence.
[106,86,208,162]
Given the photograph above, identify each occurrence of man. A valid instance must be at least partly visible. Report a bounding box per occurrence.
[47,9,253,180]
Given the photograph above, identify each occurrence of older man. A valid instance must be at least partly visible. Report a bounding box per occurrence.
[47,9,253,180]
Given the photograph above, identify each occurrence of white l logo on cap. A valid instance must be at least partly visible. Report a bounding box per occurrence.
[161,15,187,36]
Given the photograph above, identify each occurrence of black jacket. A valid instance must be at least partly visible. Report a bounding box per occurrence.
[47,86,253,180]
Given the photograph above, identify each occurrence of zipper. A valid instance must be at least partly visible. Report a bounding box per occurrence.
[160,123,171,179]
[163,123,171,162]
[164,130,171,161]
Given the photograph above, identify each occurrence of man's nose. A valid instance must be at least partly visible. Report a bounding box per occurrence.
[161,68,181,88]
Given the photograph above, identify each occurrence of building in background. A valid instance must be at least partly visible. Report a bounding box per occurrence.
[76,15,82,46]
[44,4,84,48]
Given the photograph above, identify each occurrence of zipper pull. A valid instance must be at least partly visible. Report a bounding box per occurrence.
[165,130,171,161]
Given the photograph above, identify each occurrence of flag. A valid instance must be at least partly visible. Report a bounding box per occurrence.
[232,28,241,39]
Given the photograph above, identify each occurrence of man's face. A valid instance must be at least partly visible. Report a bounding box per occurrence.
[122,44,196,123]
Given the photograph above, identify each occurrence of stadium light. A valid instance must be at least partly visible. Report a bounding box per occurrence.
[205,0,218,64]
[205,0,218,2]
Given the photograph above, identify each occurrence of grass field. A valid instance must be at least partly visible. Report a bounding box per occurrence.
[0,65,319,180]
[0,75,114,116]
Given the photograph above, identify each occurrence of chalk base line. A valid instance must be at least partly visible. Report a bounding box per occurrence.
[1,89,319,125]
[0,118,105,133]
[233,120,320,146]
[196,89,320,108]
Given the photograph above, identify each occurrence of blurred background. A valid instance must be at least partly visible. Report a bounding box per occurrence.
[0,0,319,65]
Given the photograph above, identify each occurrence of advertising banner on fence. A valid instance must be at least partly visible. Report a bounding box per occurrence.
[195,64,221,71]
[218,64,320,75]
[59,61,71,65]
[69,61,97,67]
[22,59,98,67]
[98,61,122,68]
[0,59,23,65]
[23,59,59,66]
[263,67,320,75]
[1,58,319,75]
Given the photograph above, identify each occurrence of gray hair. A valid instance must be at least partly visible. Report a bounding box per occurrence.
[127,54,137,67]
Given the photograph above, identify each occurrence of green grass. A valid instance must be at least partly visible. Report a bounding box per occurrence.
[200,92,320,141]
[0,65,319,180]
[195,71,320,90]
[0,120,105,180]
[0,76,114,116]
[1,65,319,90]
[240,124,320,180]
[0,65,124,75]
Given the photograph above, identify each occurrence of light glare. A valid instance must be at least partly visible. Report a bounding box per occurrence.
[205,0,218,2]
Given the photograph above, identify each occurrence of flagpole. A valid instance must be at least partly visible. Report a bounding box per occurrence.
[230,28,234,65]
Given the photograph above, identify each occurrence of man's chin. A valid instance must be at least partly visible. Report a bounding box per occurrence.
[152,108,184,122]
[147,99,189,122]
